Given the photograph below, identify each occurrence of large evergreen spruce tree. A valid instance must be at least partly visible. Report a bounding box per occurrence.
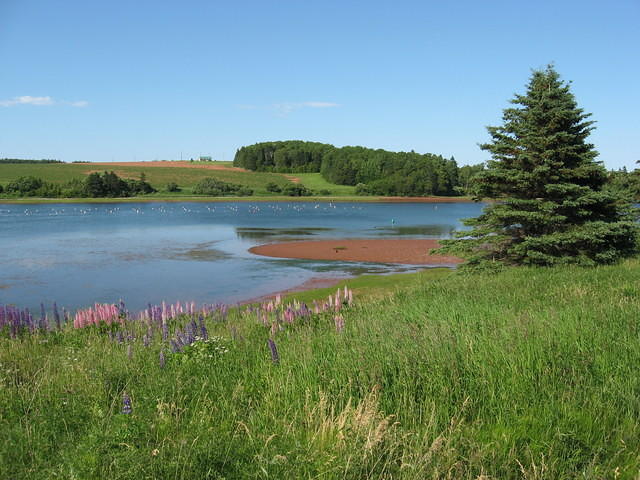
[441,65,638,267]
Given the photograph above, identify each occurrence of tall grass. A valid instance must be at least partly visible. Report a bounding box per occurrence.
[1,261,639,478]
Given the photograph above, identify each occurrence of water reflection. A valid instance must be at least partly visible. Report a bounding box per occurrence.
[166,242,231,262]
[235,227,333,240]
[370,224,457,237]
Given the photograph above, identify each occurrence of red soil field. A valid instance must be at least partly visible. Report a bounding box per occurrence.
[90,161,246,172]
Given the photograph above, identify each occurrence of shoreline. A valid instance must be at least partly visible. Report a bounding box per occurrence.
[249,239,462,265]
[0,195,475,205]
[241,276,348,304]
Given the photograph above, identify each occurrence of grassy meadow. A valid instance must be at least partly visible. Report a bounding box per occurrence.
[0,162,293,196]
[0,162,476,202]
[2,260,639,479]
[288,173,357,196]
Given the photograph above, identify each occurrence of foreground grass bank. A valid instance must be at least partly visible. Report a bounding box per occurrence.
[2,261,639,479]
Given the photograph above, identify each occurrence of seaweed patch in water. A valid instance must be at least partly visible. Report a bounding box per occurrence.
[167,242,231,262]
[235,227,332,240]
[372,224,456,236]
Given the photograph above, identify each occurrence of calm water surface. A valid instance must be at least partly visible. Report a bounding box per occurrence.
[0,201,484,311]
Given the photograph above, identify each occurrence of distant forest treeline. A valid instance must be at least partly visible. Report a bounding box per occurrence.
[233,141,483,196]
[0,158,62,164]
[606,166,640,201]
[0,172,155,198]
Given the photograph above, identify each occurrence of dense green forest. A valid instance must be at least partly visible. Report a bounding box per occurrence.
[1,172,156,198]
[233,141,481,196]
[606,165,640,201]
[0,158,62,164]
[234,140,640,199]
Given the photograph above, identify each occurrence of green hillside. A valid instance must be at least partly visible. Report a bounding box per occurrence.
[288,173,356,196]
[0,162,293,194]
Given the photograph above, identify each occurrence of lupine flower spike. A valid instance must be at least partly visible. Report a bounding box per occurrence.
[122,392,132,414]
[268,338,279,364]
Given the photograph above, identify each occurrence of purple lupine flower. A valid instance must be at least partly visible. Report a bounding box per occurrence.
[22,308,30,331]
[143,333,150,347]
[170,339,181,353]
[187,319,198,338]
[159,350,166,369]
[198,314,208,340]
[40,303,48,330]
[268,338,279,364]
[334,314,345,333]
[161,320,168,341]
[121,392,132,414]
[298,303,311,318]
[53,302,61,330]
[175,330,186,347]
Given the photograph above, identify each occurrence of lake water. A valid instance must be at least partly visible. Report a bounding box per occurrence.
[0,201,484,311]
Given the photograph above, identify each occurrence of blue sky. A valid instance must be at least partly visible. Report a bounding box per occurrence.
[1,0,638,169]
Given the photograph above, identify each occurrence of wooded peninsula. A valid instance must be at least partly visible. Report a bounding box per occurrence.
[233,141,484,197]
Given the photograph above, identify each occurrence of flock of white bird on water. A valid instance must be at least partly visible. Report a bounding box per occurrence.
[0,202,376,218]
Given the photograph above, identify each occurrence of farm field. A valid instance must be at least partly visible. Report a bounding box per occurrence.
[2,260,639,478]
[0,161,293,195]
[0,161,476,202]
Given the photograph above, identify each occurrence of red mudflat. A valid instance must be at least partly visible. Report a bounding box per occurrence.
[249,239,461,265]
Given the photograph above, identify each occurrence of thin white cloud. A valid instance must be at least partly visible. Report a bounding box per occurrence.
[300,101,340,108]
[0,95,54,107]
[0,95,88,107]
[272,101,340,116]
[67,100,89,107]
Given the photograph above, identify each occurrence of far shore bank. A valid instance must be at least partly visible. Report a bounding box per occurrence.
[0,195,475,205]
[249,239,462,265]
